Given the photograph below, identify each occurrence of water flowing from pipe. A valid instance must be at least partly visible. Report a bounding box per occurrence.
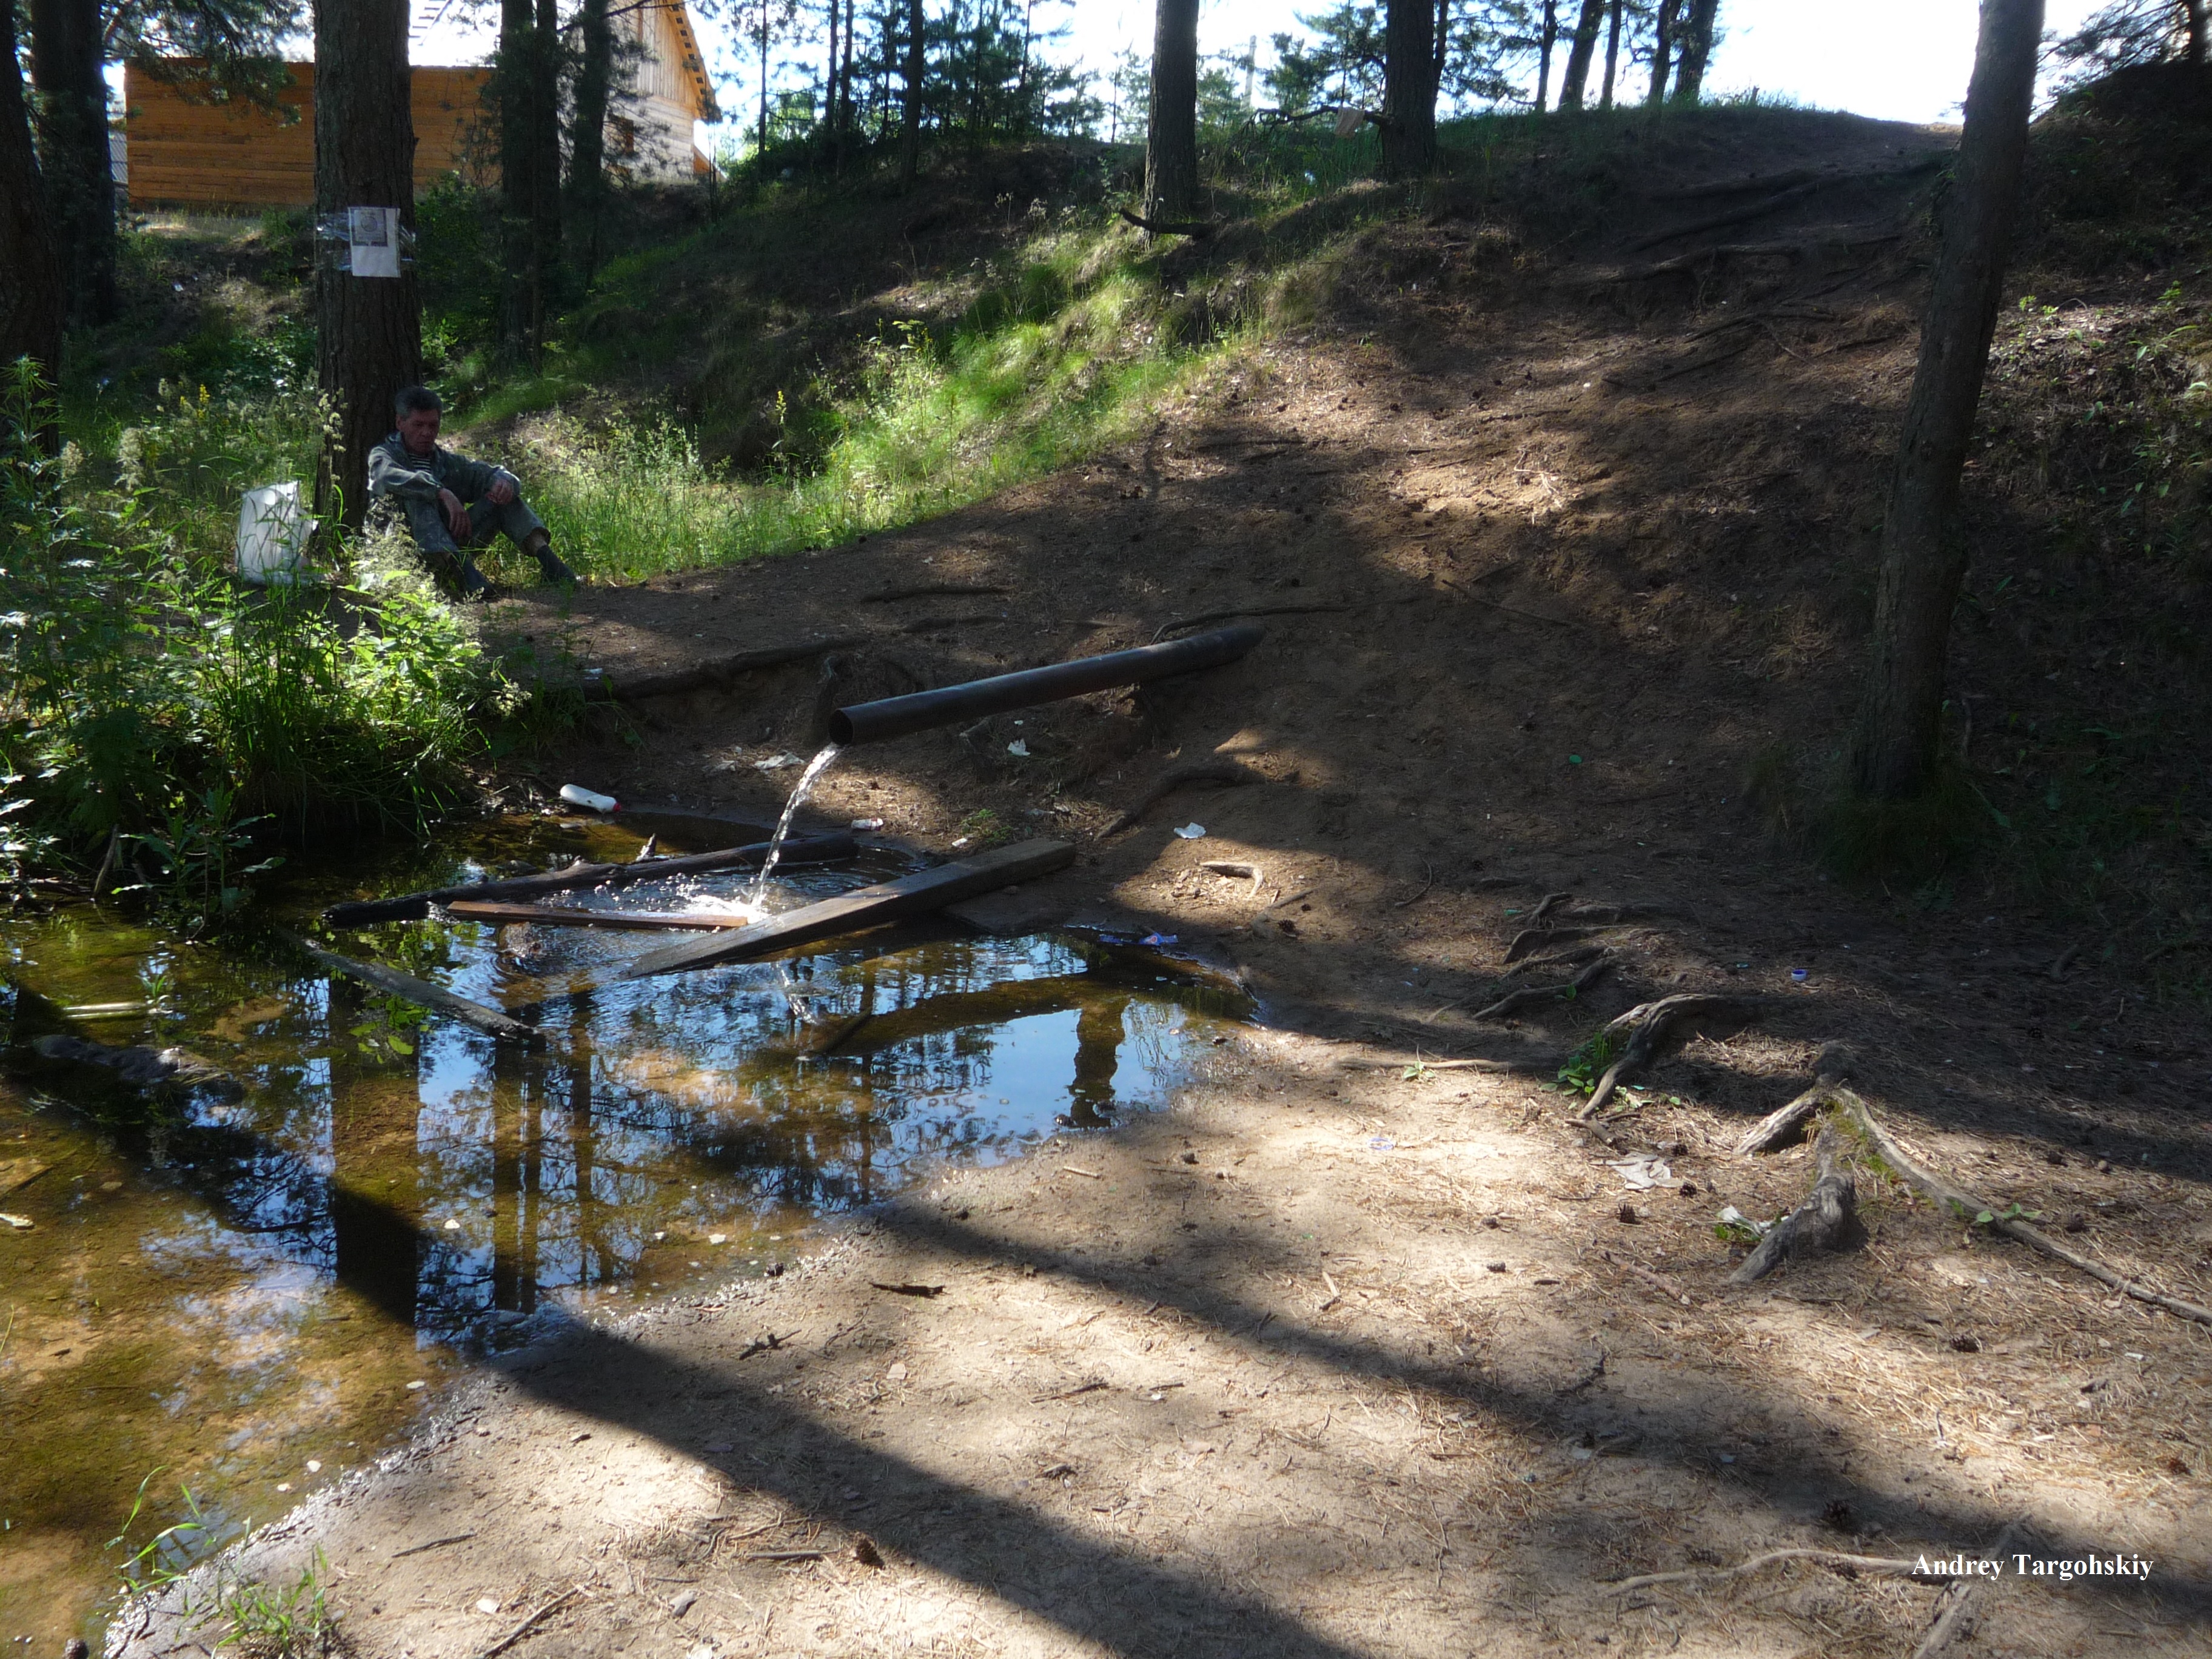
[747,743,842,903]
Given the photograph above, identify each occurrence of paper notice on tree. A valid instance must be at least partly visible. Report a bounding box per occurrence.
[347,206,401,278]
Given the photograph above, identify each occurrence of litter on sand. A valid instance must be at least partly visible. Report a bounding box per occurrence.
[754,752,803,771]
[1173,823,1207,839]
[1609,1155,1673,1190]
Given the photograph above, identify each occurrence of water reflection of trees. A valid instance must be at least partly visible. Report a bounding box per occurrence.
[98,928,1228,1348]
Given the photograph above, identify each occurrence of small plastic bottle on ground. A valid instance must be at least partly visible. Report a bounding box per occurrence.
[559,784,619,813]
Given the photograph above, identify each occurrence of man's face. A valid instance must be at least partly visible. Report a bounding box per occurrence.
[397,405,441,456]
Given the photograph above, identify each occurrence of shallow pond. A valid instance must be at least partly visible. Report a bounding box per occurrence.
[0,813,1246,1645]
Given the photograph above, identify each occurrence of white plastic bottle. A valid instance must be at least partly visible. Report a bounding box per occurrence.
[558,784,619,813]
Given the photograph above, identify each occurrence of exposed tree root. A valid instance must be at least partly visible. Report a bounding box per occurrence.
[1102,760,1259,837]
[1735,1079,1837,1155]
[1575,994,1763,1119]
[1729,1124,1860,1284]
[1470,954,1611,1021]
[1833,1090,2212,1327]
[1603,1547,1954,1595]
[1504,923,1604,963]
[1150,602,1348,642]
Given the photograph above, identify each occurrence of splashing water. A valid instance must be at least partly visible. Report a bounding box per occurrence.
[748,742,842,903]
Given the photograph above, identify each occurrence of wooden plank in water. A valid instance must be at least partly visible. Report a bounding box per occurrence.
[443,900,755,931]
[281,933,540,1044]
[323,831,856,926]
[621,840,1076,979]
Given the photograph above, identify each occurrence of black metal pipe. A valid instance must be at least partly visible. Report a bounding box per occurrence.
[828,624,1264,745]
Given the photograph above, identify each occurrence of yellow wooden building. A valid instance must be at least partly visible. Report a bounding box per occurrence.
[121,0,719,209]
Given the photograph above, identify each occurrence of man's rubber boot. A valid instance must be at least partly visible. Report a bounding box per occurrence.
[523,530,577,588]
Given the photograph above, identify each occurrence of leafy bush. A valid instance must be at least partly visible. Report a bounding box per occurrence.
[1,364,500,927]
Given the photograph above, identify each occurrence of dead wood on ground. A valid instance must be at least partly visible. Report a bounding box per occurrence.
[1470,954,1611,1021]
[1729,1124,1860,1284]
[1575,994,1763,1119]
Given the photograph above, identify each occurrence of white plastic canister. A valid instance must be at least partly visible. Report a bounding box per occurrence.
[236,483,314,585]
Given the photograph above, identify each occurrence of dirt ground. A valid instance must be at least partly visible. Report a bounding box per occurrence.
[118,115,2212,1657]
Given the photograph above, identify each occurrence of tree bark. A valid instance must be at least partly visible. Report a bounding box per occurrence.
[1556,0,1607,109]
[1599,0,1622,107]
[1142,0,1198,221]
[1381,0,1438,176]
[568,0,611,282]
[2184,0,2206,65]
[0,0,65,400]
[529,0,563,337]
[29,0,114,327]
[1646,0,1674,106]
[497,0,535,360]
[1535,0,1557,110]
[313,0,424,529]
[900,0,924,182]
[1672,0,1720,101]
[1851,0,2043,800]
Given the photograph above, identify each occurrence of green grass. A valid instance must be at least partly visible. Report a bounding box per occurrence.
[474,223,1240,582]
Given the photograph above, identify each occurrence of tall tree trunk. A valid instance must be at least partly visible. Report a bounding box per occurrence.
[758,1,771,149]
[1142,0,1197,220]
[529,0,562,340]
[28,0,115,327]
[900,0,923,181]
[840,0,857,139]
[314,0,423,529]
[497,0,535,359]
[1672,0,1720,101]
[569,0,610,282]
[1381,0,1437,177]
[1535,0,1557,110]
[1599,0,1622,107]
[1851,0,2043,801]
[2184,0,2206,65]
[1556,0,1607,109]
[824,0,840,146]
[1434,0,1453,92]
[0,0,64,411]
[1646,0,1674,106]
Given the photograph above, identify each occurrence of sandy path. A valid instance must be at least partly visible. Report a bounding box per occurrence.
[116,1021,2210,1658]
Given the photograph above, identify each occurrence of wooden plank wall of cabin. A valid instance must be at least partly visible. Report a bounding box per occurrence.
[124,62,496,209]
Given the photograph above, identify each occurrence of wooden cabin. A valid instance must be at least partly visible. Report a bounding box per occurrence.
[121,0,719,209]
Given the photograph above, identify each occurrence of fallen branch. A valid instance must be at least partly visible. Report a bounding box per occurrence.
[1200,859,1264,896]
[1914,1520,2023,1659]
[281,933,540,1045]
[581,635,865,701]
[1606,337,1757,392]
[861,581,1010,603]
[1604,1547,1952,1595]
[1575,994,1761,1119]
[1151,602,1347,642]
[442,900,758,931]
[474,1586,584,1659]
[1337,1053,1557,1074]
[1603,1250,1697,1307]
[1118,208,1221,238]
[1102,760,1260,837]
[1470,954,1610,1021]
[1730,1124,1859,1284]
[1839,1091,2212,1326]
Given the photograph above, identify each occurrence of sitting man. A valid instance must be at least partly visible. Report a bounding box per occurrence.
[367,384,575,597]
